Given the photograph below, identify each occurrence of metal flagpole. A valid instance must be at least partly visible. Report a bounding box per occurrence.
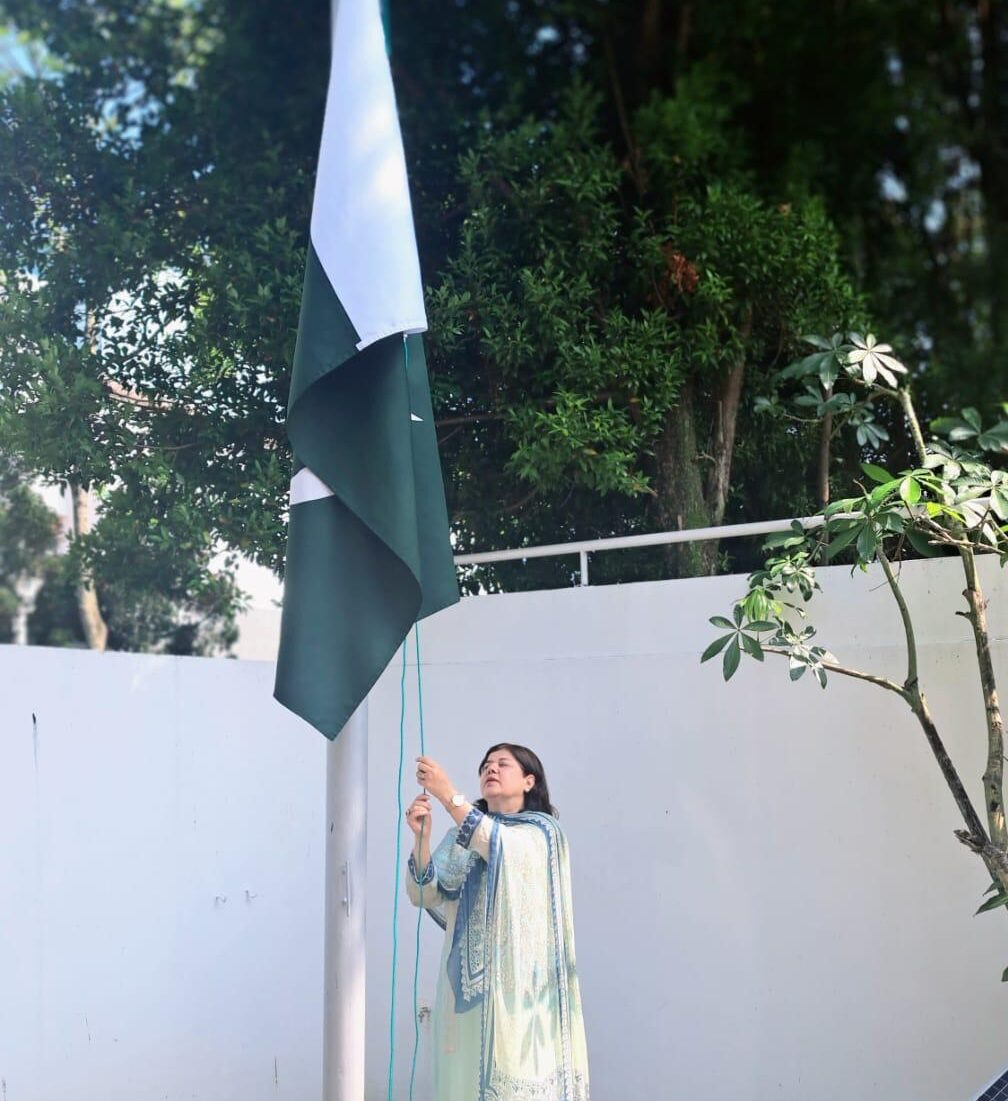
[322,698,368,1101]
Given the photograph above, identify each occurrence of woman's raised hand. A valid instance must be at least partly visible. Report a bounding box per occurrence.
[415,756,453,803]
[405,793,432,836]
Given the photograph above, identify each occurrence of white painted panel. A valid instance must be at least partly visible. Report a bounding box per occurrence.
[2,556,1008,1100]
[0,648,326,1101]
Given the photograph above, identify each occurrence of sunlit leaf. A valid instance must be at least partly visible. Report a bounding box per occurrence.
[899,477,922,505]
[862,462,894,484]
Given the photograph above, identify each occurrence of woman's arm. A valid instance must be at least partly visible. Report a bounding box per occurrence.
[404,794,451,908]
[405,846,446,908]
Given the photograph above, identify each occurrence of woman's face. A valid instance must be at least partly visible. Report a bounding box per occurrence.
[478,748,533,807]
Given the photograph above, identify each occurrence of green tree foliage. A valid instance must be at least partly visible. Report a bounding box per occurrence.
[400,0,1008,580]
[0,459,58,640]
[2,0,1007,621]
[426,73,860,584]
[0,0,301,647]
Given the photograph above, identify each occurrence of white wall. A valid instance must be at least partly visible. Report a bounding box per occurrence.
[0,650,326,1101]
[3,556,1008,1100]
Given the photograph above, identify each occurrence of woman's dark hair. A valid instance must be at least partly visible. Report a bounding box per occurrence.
[473,743,557,816]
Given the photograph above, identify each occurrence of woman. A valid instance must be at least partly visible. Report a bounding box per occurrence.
[405,744,590,1101]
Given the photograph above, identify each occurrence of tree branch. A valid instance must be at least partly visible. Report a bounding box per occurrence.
[877,549,919,690]
[603,33,645,197]
[435,412,506,428]
[898,387,928,464]
[763,647,908,697]
[960,545,1008,851]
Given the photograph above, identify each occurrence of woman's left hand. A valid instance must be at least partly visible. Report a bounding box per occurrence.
[415,756,454,804]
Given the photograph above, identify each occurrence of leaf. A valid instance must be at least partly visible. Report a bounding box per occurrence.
[777,352,828,381]
[709,616,735,630]
[861,462,894,484]
[823,523,862,560]
[899,477,922,505]
[992,489,1008,521]
[740,632,764,661]
[856,525,878,561]
[868,479,902,506]
[824,498,858,519]
[723,638,741,680]
[879,511,905,535]
[978,423,1008,452]
[819,360,840,388]
[904,527,941,558]
[788,661,807,681]
[745,620,778,633]
[733,604,744,627]
[976,892,1008,915]
[930,416,965,436]
[701,635,732,663]
[962,407,982,431]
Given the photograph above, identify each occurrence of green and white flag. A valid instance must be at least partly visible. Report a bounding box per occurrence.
[274,0,459,739]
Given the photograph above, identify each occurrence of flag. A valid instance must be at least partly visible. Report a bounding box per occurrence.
[274,0,459,739]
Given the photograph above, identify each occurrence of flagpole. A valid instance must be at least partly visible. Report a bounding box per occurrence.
[322,698,368,1101]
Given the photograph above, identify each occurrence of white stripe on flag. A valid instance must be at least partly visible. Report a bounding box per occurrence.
[290,467,336,506]
[311,0,428,352]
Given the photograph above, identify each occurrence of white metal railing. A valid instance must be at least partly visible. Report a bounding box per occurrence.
[453,513,830,586]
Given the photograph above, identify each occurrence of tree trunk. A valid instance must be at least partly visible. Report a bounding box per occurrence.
[960,548,1007,851]
[704,326,749,528]
[70,483,108,651]
[652,316,750,577]
[817,411,833,506]
[909,688,1008,895]
[652,382,714,577]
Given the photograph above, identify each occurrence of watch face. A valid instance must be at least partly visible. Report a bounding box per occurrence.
[451,793,465,807]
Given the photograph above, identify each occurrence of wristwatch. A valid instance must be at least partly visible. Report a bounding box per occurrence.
[449,792,466,808]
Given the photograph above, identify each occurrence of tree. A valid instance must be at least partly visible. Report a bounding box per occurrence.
[4,0,1007,616]
[0,458,59,641]
[0,1,268,649]
[400,0,1008,580]
[426,77,861,582]
[704,330,1008,974]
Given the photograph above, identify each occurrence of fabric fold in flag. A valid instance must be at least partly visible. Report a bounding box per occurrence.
[274,0,459,740]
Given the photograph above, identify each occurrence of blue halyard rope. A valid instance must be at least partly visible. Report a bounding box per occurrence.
[388,639,409,1101]
[409,624,426,1101]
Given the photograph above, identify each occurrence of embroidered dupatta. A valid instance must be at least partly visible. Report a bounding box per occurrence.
[424,811,590,1101]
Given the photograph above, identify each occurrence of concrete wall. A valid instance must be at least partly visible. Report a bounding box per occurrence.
[3,556,1008,1100]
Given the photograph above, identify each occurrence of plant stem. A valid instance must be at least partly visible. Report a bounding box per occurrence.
[959,546,1008,851]
[898,387,928,465]
[876,549,919,691]
[763,648,907,696]
[764,645,1003,887]
[908,691,1000,884]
